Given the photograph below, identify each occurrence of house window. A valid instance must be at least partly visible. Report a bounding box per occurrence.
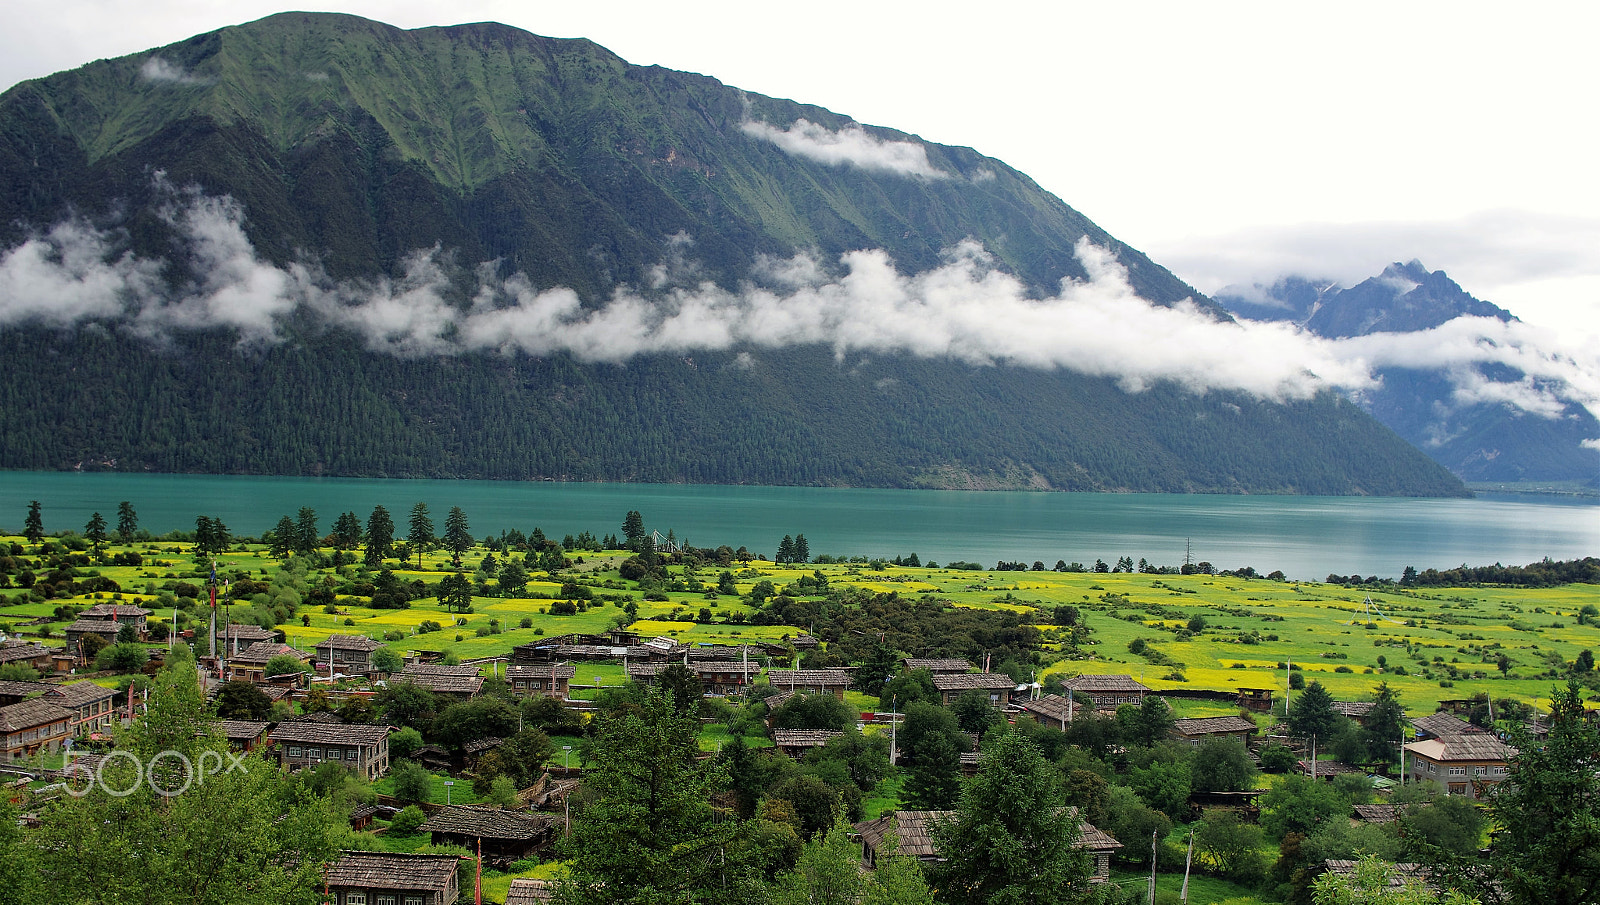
[1449,766,1466,776]
[287,747,303,758]
[1473,766,1486,776]
[376,897,396,905]
[404,897,424,905]
[344,893,367,905]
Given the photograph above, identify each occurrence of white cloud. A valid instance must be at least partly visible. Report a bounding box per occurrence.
[740,117,946,180]
[4,187,1598,429]
[138,55,212,85]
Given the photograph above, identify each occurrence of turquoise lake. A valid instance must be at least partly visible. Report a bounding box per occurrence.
[0,472,1594,582]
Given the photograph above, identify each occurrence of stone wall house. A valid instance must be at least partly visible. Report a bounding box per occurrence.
[1060,675,1152,709]
[227,642,313,684]
[764,669,852,698]
[316,635,386,676]
[64,620,120,656]
[322,851,460,905]
[931,673,1021,707]
[0,699,72,762]
[44,680,118,735]
[506,664,576,700]
[270,721,393,781]
[216,719,271,752]
[78,604,150,635]
[1169,716,1257,747]
[1404,734,1516,799]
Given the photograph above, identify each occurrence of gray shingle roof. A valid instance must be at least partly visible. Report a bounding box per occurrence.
[765,669,851,687]
[903,659,975,673]
[0,699,72,733]
[1172,716,1256,736]
[269,722,392,746]
[771,729,844,748]
[1062,675,1151,694]
[323,851,459,891]
[418,805,557,841]
[317,634,384,652]
[931,673,1017,692]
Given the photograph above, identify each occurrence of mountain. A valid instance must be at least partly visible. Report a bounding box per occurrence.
[1216,262,1600,486]
[0,13,1468,496]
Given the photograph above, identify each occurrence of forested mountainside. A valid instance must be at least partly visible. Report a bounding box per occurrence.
[1217,262,1599,486]
[0,13,1469,495]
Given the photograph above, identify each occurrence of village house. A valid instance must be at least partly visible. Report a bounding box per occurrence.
[626,660,761,696]
[0,641,54,673]
[417,805,561,867]
[322,851,460,905]
[0,699,72,762]
[1169,716,1257,747]
[930,672,1021,707]
[227,641,313,684]
[902,658,975,674]
[315,635,387,676]
[216,719,272,752]
[1409,712,1481,741]
[1061,675,1152,709]
[1404,733,1516,799]
[771,728,843,759]
[44,680,118,735]
[396,664,483,700]
[1236,688,1275,713]
[1019,693,1087,729]
[64,619,121,654]
[764,669,852,698]
[854,810,1123,882]
[220,623,276,655]
[506,664,576,700]
[270,721,393,781]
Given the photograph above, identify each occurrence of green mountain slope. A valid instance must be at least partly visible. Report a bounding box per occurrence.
[0,13,1470,496]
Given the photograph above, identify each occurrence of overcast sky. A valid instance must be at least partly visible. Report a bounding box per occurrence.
[3,0,1598,344]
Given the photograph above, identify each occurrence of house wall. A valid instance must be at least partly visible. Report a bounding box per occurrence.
[1409,756,1508,799]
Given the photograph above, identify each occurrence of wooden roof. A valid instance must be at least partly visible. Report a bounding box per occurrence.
[230,642,311,666]
[766,669,852,687]
[1062,675,1151,694]
[317,635,385,652]
[771,729,843,748]
[506,665,576,681]
[1404,734,1516,762]
[1299,759,1365,777]
[401,664,482,677]
[505,878,555,904]
[1352,803,1406,824]
[855,809,1121,861]
[323,851,459,891]
[217,719,271,741]
[0,680,54,699]
[397,671,484,695]
[418,805,557,841]
[1332,701,1375,718]
[0,643,51,663]
[903,658,975,673]
[1410,712,1480,739]
[47,680,118,707]
[79,603,152,619]
[0,699,72,732]
[269,722,392,747]
[931,673,1018,692]
[64,619,119,636]
[1172,716,1256,736]
[1020,694,1085,724]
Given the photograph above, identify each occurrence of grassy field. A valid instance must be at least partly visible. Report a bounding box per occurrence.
[1,534,1595,718]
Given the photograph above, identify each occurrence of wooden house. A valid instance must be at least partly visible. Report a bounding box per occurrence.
[1019,694,1086,729]
[902,658,975,674]
[396,665,483,700]
[1169,716,1257,747]
[854,809,1122,881]
[315,635,386,676]
[44,680,118,735]
[1404,734,1516,799]
[322,851,460,905]
[216,719,271,752]
[771,728,843,759]
[765,669,852,698]
[0,642,53,673]
[1236,688,1275,713]
[64,620,121,654]
[227,642,313,684]
[1061,675,1152,709]
[269,721,393,781]
[931,672,1021,707]
[417,805,560,867]
[506,664,576,700]
[0,699,72,762]
[220,623,276,655]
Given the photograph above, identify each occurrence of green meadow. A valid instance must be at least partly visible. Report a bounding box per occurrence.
[1,534,1595,717]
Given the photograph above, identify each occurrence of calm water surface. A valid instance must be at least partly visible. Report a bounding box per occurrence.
[1,472,1595,582]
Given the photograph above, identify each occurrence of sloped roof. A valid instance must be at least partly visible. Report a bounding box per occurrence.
[1021,694,1084,724]
[47,680,117,707]
[506,665,576,681]
[1062,675,1151,694]
[766,669,851,687]
[855,810,1121,860]
[931,673,1018,692]
[1405,734,1516,762]
[79,603,151,619]
[771,729,843,748]
[1353,803,1406,823]
[418,805,557,841]
[505,878,555,903]
[0,699,72,733]
[401,664,482,677]
[1410,712,1480,738]
[1172,716,1256,736]
[0,680,54,699]
[217,719,271,741]
[0,643,52,663]
[64,619,119,636]
[398,672,484,695]
[269,722,392,747]
[323,851,459,892]
[903,658,975,673]
[230,642,311,665]
[1332,701,1375,718]
[317,634,384,652]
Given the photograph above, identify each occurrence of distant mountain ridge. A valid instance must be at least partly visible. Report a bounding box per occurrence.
[1216,263,1599,486]
[0,13,1469,496]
